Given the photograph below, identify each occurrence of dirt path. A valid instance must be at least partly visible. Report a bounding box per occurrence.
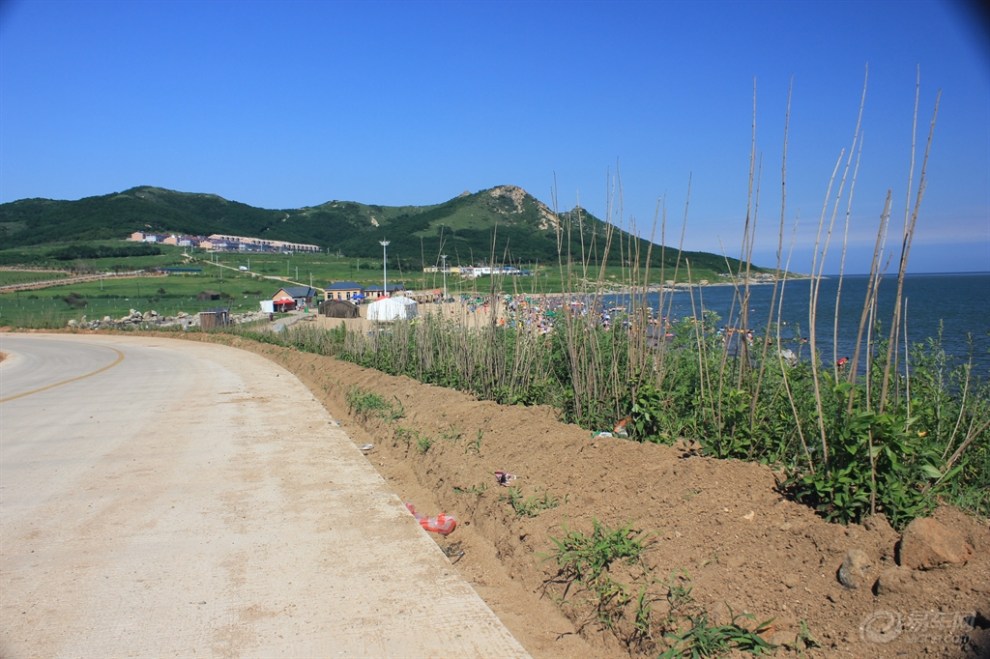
[0,271,161,293]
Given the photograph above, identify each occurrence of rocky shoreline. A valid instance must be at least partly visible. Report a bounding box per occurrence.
[65,308,271,331]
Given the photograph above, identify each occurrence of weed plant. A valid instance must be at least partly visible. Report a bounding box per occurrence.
[659,610,776,658]
[548,520,651,588]
[344,387,404,422]
[503,487,561,517]
[452,483,488,496]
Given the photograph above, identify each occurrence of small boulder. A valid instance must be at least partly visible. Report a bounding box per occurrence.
[782,573,802,589]
[967,626,990,657]
[898,517,974,569]
[874,566,918,596]
[838,548,873,589]
[863,514,894,535]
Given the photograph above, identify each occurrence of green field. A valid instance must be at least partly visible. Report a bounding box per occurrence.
[0,240,733,328]
[0,274,264,327]
[0,269,70,286]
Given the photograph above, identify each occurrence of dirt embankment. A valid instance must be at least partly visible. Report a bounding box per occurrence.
[160,331,986,659]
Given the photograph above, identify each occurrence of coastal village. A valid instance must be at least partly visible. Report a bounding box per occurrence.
[23,229,778,335]
[127,230,778,303]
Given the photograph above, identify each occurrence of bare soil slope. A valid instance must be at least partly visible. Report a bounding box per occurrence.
[148,334,990,656]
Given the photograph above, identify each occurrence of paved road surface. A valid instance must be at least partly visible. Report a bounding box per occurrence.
[0,333,529,658]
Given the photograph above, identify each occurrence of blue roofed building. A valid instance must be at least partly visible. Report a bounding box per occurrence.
[325,281,365,302]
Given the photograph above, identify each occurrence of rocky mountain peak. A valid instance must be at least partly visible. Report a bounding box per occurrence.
[486,185,560,233]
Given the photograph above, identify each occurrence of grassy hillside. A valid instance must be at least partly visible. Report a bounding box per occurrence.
[0,185,762,277]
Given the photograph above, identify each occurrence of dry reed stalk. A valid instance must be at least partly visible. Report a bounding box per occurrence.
[682,259,716,428]
[879,72,940,413]
[647,184,690,410]
[940,359,974,462]
[775,224,816,471]
[846,193,892,400]
[934,416,990,492]
[754,79,799,443]
[833,69,869,379]
[806,149,846,464]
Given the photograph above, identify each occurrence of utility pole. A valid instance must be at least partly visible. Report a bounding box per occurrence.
[379,239,390,298]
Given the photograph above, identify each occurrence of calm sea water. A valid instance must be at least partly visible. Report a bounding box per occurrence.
[604,272,990,379]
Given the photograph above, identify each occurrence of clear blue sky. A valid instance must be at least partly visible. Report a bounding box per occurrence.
[2,0,988,274]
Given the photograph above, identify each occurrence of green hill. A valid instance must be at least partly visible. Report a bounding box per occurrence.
[0,184,759,275]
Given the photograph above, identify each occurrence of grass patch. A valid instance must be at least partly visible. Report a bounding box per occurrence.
[503,486,561,518]
[659,610,776,658]
[548,520,651,586]
[545,524,781,655]
[453,483,488,496]
[345,387,404,422]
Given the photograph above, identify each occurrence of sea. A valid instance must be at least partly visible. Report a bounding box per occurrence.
[602,272,990,381]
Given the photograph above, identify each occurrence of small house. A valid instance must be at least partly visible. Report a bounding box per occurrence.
[325,281,365,302]
[364,283,405,300]
[272,286,316,309]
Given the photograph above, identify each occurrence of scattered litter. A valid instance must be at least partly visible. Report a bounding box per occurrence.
[405,503,457,536]
[359,443,374,452]
[591,431,614,439]
[442,541,466,563]
[613,416,630,438]
[495,470,517,486]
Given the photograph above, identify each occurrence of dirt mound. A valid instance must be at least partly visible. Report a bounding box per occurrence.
[179,335,990,657]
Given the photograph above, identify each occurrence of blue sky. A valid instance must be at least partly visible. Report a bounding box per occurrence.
[1,0,988,274]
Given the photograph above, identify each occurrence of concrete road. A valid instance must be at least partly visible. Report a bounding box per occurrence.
[0,333,529,658]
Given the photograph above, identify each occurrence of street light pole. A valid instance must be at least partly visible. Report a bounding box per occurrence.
[440,254,448,301]
[379,239,390,298]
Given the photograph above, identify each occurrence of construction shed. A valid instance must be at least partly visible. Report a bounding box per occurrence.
[319,299,360,318]
[199,308,231,330]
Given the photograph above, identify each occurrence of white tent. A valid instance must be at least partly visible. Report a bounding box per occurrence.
[367,296,418,322]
